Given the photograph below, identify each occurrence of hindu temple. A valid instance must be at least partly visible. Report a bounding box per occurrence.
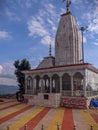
[23,0,98,108]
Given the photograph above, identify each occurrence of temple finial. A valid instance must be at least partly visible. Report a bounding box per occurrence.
[63,0,71,12]
[49,43,52,57]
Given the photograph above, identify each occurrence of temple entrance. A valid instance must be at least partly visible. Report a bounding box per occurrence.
[52,74,60,93]
[62,73,71,96]
[25,76,33,95]
[73,72,84,97]
[34,75,40,94]
[43,75,50,93]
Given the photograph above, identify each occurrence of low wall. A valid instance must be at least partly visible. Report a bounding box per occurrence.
[61,96,88,108]
[24,93,61,108]
[24,94,98,108]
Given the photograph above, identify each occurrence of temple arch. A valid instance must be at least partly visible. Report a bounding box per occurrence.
[43,75,50,93]
[26,76,33,90]
[34,75,41,94]
[25,76,33,94]
[73,72,84,96]
[62,73,71,90]
[52,74,60,93]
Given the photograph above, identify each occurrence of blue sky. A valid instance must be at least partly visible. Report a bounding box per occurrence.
[0,0,98,86]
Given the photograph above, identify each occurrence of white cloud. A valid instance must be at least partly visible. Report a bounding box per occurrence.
[0,31,11,40]
[41,35,54,45]
[93,42,98,46]
[0,78,17,86]
[94,0,98,4]
[88,9,98,34]
[88,20,98,34]
[83,36,87,43]
[44,3,56,17]
[27,2,57,46]
[5,8,20,21]
[2,62,16,78]
[84,5,98,34]
[25,0,32,8]
[0,65,3,74]
[28,17,49,37]
[0,62,17,86]
[47,18,54,27]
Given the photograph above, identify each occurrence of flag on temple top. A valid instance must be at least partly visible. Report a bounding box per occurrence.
[68,0,71,5]
[62,0,71,4]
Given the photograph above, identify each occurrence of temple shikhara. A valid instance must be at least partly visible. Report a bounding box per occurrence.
[23,1,98,108]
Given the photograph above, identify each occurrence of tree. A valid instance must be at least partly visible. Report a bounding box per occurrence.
[14,58,31,101]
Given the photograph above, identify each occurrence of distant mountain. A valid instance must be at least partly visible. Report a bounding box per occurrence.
[0,85,19,95]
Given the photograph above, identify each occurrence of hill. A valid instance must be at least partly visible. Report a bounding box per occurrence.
[0,84,19,95]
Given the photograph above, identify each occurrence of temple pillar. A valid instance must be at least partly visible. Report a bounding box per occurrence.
[71,75,74,96]
[25,79,27,94]
[60,76,62,93]
[40,78,43,93]
[50,77,52,93]
[83,75,86,97]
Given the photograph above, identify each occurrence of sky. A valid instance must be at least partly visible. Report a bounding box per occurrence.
[0,0,98,86]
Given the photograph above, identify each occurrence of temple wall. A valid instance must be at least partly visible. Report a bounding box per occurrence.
[23,66,98,108]
[24,93,61,108]
[85,69,98,91]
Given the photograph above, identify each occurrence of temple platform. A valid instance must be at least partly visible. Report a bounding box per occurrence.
[24,93,98,109]
[24,93,61,108]
[61,95,98,109]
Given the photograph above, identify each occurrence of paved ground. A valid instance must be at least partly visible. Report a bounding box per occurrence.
[0,98,98,130]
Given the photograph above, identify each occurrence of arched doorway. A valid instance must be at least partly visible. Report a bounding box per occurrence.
[73,72,84,96]
[26,76,33,90]
[62,73,71,96]
[43,75,50,93]
[34,75,41,94]
[52,74,60,93]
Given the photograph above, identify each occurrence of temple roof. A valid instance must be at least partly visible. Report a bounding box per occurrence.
[37,56,55,69]
[22,63,98,74]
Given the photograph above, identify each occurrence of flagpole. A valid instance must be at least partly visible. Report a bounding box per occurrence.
[80,26,88,63]
[62,0,71,12]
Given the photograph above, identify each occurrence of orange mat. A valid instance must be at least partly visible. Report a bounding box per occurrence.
[0,102,21,110]
[0,105,32,124]
[61,109,74,130]
[90,113,98,123]
[19,107,50,130]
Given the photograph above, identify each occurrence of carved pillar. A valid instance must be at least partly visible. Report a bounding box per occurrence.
[60,76,62,93]
[71,75,74,96]
[40,77,43,93]
[33,78,36,94]
[25,79,27,94]
[83,75,86,97]
[50,77,52,93]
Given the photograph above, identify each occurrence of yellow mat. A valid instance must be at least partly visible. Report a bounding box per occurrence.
[47,107,65,130]
[0,101,17,109]
[8,106,44,130]
[81,109,98,130]
[0,104,28,118]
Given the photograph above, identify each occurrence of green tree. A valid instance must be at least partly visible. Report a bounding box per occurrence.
[14,58,31,95]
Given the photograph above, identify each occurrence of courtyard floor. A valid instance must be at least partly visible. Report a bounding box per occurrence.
[0,98,98,130]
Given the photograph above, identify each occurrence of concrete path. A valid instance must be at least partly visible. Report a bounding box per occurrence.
[0,106,36,130]
[73,109,88,130]
[34,108,56,130]
[0,99,98,130]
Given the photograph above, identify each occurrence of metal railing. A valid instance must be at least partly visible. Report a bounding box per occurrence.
[25,89,98,97]
[6,124,94,130]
